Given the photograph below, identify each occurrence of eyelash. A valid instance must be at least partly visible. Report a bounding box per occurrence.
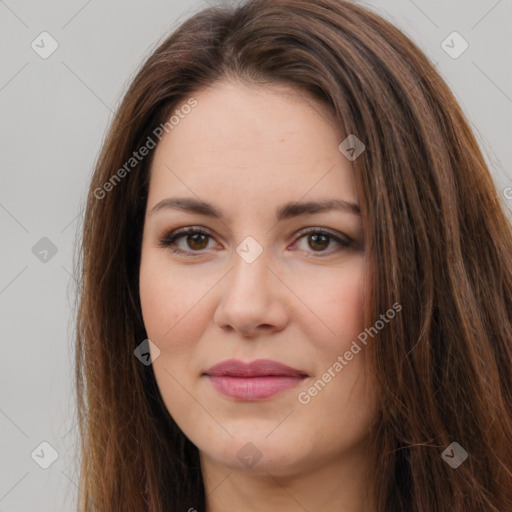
[157,226,353,258]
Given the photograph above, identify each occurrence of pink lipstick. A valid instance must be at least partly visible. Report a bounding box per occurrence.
[204,359,308,400]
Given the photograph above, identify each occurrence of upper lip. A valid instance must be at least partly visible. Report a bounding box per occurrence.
[204,359,308,378]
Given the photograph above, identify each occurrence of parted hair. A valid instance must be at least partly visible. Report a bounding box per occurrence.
[75,0,512,510]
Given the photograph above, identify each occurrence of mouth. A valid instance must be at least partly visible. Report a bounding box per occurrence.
[203,359,308,401]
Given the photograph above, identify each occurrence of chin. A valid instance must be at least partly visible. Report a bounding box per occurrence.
[197,430,312,476]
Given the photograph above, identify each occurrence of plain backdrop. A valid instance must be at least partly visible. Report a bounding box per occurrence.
[1,0,511,510]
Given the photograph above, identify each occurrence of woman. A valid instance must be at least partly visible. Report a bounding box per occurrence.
[75,0,512,510]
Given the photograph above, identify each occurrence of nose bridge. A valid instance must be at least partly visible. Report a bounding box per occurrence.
[213,236,288,335]
[229,237,270,295]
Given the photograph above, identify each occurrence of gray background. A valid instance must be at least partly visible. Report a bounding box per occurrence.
[1,0,511,510]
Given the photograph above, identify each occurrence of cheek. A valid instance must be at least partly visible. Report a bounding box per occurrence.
[139,256,208,420]
[291,258,366,351]
[330,268,365,324]
[296,266,374,442]
[139,253,210,343]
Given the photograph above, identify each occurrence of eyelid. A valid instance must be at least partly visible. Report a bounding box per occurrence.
[157,226,216,250]
[157,225,353,256]
[289,227,353,256]
[293,226,352,242]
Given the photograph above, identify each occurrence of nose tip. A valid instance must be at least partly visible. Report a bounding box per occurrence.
[212,243,289,337]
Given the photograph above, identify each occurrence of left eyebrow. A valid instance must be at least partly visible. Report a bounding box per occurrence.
[149,197,361,219]
[276,199,361,219]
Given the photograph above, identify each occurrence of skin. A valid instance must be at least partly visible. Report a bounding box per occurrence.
[139,79,378,512]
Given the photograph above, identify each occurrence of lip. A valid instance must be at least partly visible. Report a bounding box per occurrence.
[204,359,308,400]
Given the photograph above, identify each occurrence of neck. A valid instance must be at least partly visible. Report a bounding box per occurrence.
[200,441,375,512]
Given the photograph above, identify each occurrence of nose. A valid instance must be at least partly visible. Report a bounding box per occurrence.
[213,246,289,338]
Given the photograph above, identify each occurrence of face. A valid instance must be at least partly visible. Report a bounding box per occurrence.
[139,79,377,477]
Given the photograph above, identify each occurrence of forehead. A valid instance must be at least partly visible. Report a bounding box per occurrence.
[147,80,358,212]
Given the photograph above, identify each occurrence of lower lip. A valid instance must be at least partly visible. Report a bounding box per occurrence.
[207,375,306,400]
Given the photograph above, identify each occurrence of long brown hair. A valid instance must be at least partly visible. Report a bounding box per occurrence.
[74,0,512,510]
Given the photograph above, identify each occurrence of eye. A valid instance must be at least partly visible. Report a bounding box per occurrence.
[157,226,353,258]
[157,227,218,256]
[291,228,353,257]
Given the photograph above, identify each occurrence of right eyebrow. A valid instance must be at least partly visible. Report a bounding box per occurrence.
[149,197,222,217]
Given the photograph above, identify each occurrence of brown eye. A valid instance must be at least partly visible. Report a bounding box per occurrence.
[186,233,209,250]
[308,233,330,251]
[292,228,352,257]
[158,227,216,256]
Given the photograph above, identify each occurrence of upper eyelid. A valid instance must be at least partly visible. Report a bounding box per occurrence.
[294,226,350,239]
[162,225,348,239]
[160,226,351,249]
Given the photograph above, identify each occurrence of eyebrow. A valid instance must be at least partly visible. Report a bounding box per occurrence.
[150,197,361,220]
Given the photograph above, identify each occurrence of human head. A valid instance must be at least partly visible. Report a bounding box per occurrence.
[139,76,376,506]
[76,1,512,511]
